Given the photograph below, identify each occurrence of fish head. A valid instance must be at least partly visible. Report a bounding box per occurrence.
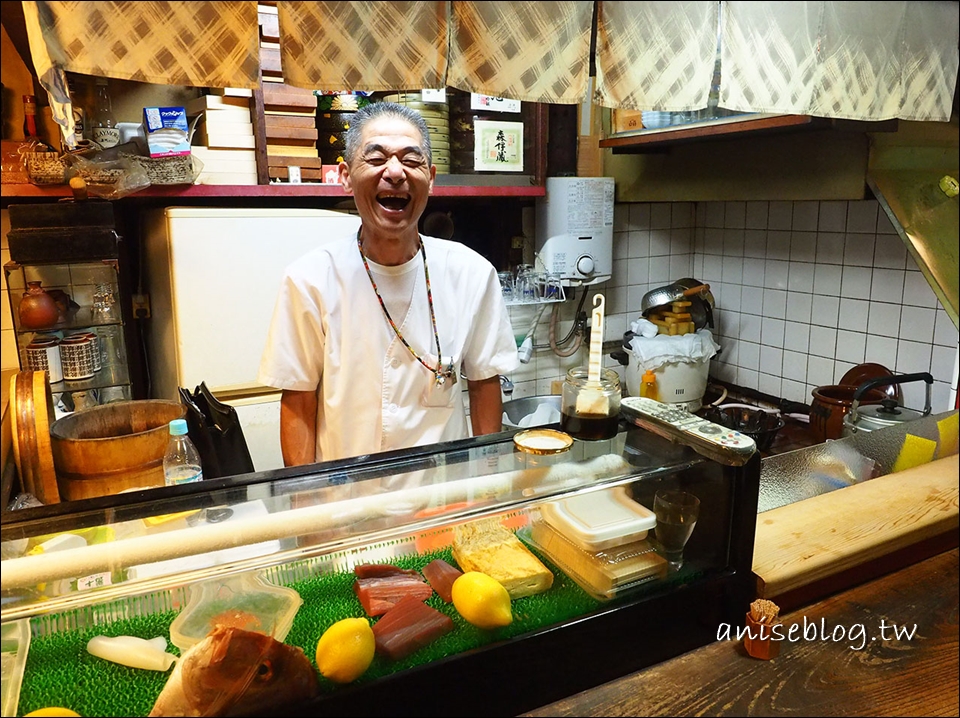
[151,626,319,717]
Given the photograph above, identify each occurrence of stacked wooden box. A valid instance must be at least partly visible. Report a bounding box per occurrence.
[262,83,321,181]
[258,2,322,181]
[186,90,259,185]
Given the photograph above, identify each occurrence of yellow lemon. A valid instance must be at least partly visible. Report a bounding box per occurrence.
[451,571,513,629]
[25,709,81,717]
[315,617,375,683]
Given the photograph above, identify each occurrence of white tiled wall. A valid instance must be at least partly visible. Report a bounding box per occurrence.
[509,198,958,415]
[692,199,957,413]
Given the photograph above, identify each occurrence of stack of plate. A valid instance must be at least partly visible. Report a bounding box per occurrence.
[315,93,372,165]
[381,91,450,173]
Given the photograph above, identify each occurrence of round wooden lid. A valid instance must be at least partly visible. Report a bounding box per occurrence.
[9,370,60,504]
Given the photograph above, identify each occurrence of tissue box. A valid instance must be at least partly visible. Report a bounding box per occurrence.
[143,106,191,158]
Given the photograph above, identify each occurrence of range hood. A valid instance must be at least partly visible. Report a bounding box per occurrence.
[866,120,959,330]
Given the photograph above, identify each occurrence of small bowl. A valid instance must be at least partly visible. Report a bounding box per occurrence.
[702,406,785,451]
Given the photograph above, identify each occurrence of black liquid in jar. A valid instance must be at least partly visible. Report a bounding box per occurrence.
[560,411,619,440]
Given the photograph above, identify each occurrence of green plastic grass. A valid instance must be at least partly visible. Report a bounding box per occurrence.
[17,544,606,716]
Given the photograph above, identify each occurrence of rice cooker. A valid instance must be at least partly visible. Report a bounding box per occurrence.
[842,372,934,435]
[619,330,713,412]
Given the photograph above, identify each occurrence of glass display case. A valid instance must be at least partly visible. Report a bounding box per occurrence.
[4,259,132,408]
[0,424,760,717]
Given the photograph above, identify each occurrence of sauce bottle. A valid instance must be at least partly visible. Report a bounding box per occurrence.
[640,369,659,401]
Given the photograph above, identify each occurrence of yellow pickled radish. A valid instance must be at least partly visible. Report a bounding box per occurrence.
[451,571,513,629]
[25,709,81,717]
[315,617,375,683]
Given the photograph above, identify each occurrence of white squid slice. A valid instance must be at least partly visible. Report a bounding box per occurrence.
[87,635,178,671]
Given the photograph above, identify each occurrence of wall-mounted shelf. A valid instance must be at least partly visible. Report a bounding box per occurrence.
[600,114,899,154]
[1,182,545,204]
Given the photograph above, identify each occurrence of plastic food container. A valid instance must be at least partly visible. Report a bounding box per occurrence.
[539,486,657,552]
[522,516,667,600]
[1,618,31,718]
[169,571,302,652]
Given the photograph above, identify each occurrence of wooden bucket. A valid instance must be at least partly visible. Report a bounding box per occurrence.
[49,400,185,501]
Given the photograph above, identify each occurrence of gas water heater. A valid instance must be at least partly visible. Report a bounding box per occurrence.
[535,176,615,286]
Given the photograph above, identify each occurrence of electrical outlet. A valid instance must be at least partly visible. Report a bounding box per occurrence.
[133,293,151,319]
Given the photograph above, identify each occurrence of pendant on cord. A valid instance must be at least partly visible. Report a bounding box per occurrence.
[435,355,457,387]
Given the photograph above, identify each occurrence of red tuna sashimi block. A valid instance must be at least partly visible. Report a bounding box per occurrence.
[421,558,463,603]
[372,596,455,660]
[354,574,434,616]
[354,563,421,579]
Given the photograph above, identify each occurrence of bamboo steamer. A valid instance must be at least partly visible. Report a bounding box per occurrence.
[49,400,185,500]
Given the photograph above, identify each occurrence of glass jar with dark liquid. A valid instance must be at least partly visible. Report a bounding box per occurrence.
[560,367,622,440]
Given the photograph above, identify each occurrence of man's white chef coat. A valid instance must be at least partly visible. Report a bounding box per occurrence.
[258,232,519,463]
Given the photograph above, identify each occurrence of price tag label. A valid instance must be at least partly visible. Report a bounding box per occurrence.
[471,94,521,113]
[77,572,112,591]
[420,89,447,103]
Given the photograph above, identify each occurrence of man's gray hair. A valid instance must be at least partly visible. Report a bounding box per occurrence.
[343,101,432,166]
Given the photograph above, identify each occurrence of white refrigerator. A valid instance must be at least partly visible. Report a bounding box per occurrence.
[142,206,361,473]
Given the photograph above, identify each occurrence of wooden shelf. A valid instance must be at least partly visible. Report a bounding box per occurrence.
[600,113,899,153]
[1,182,545,203]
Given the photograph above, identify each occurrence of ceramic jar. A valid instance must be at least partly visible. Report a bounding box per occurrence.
[18,281,60,330]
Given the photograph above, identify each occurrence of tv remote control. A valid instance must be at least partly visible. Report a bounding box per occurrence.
[620,396,756,466]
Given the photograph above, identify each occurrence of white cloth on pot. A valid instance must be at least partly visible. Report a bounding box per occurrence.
[627,325,720,372]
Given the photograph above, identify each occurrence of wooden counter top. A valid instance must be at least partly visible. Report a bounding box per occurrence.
[753,455,959,608]
[524,547,959,717]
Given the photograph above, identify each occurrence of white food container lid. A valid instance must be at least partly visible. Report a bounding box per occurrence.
[540,486,657,552]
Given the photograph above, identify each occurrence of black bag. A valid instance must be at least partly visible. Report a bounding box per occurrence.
[178,382,255,479]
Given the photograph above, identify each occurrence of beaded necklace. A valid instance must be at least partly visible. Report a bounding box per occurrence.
[357,229,453,385]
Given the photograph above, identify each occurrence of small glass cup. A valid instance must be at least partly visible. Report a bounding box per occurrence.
[498,270,515,301]
[515,265,538,303]
[92,281,117,321]
[653,490,700,571]
[560,367,621,441]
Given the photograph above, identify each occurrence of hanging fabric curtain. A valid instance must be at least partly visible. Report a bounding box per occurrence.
[721,1,959,122]
[22,1,261,88]
[277,1,448,91]
[446,1,593,104]
[21,1,260,149]
[594,1,718,111]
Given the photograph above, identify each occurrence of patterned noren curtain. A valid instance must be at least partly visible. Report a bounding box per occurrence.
[447,1,593,104]
[20,1,959,127]
[722,1,960,122]
[595,1,719,111]
[22,1,261,88]
[278,1,448,92]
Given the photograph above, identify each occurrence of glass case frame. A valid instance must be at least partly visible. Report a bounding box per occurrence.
[1,424,760,716]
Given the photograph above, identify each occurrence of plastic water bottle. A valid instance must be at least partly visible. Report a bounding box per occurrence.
[163,419,203,486]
